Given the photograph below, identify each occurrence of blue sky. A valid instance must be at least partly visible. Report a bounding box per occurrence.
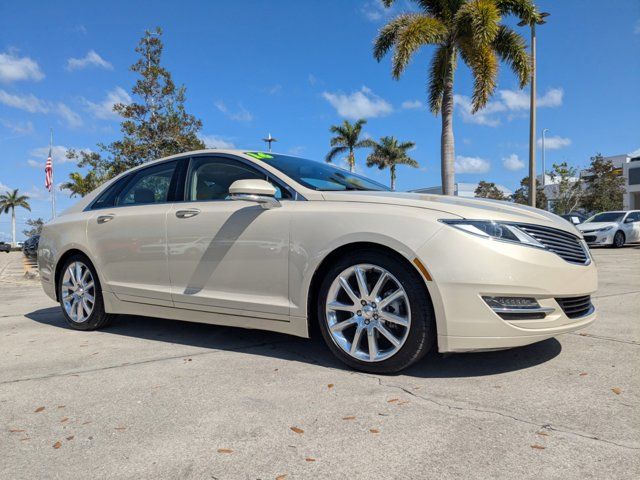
[1,0,639,240]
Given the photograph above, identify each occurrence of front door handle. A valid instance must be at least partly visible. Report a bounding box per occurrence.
[97,214,114,224]
[175,209,201,219]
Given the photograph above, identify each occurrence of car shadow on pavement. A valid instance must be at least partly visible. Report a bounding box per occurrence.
[26,307,562,379]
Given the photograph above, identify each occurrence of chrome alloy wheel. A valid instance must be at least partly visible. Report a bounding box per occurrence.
[61,261,96,323]
[325,264,411,362]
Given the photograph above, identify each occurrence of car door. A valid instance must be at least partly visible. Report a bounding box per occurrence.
[626,212,640,241]
[166,156,292,319]
[86,160,179,306]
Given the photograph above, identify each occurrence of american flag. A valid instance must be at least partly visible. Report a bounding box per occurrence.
[45,147,53,191]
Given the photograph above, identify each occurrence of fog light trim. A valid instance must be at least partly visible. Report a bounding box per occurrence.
[482,296,555,320]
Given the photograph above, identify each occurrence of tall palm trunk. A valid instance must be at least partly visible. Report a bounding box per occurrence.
[390,165,396,191]
[11,208,16,246]
[440,52,456,196]
[348,149,355,172]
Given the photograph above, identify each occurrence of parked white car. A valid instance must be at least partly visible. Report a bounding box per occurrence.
[577,210,640,247]
[38,150,597,373]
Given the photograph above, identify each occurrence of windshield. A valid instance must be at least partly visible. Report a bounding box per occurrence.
[245,152,389,191]
[586,212,624,223]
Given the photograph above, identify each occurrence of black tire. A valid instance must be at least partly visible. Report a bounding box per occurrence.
[612,231,625,248]
[316,249,435,374]
[57,254,113,330]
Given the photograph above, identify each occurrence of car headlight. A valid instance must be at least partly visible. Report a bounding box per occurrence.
[440,219,545,249]
[594,226,613,232]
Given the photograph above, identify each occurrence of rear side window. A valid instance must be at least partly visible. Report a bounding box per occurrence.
[117,161,178,206]
[90,176,129,210]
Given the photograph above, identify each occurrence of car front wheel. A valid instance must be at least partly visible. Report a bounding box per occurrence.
[317,249,435,374]
[612,231,625,248]
[58,255,113,330]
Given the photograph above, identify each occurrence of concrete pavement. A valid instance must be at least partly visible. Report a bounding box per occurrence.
[1,248,638,479]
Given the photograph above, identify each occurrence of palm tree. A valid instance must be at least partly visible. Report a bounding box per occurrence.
[366,136,419,190]
[0,189,31,246]
[325,119,376,172]
[373,0,536,195]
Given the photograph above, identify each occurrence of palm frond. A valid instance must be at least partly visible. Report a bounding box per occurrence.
[354,138,377,149]
[494,0,537,22]
[460,42,498,112]
[455,0,501,46]
[427,45,452,114]
[373,14,420,62]
[325,145,348,163]
[392,15,447,79]
[492,25,530,87]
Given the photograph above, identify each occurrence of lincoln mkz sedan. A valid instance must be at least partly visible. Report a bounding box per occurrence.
[38,150,597,373]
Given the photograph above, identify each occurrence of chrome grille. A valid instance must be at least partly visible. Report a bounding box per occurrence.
[556,295,594,319]
[517,224,589,265]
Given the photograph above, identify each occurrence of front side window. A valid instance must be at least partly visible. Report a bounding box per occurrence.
[117,161,178,206]
[186,157,290,201]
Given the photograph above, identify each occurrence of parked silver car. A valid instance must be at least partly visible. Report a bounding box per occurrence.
[577,210,640,247]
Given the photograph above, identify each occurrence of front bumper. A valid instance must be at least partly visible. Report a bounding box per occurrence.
[416,226,598,353]
[580,230,613,246]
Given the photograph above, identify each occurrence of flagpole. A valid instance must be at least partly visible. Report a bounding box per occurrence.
[50,128,56,219]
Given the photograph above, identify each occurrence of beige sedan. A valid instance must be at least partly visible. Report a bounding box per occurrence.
[38,150,597,373]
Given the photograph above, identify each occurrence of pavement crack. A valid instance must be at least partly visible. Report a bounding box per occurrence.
[357,373,640,451]
[0,339,294,386]
[569,332,640,346]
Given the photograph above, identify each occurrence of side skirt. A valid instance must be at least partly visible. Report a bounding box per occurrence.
[102,291,309,338]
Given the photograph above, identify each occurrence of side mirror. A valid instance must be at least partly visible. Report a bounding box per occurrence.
[229,179,281,209]
[624,217,634,224]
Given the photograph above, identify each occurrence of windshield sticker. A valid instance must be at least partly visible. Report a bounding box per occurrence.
[245,152,273,160]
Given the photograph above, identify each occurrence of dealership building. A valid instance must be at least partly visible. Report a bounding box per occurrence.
[622,148,640,210]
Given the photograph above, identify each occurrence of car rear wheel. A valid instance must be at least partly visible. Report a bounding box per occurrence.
[58,255,113,330]
[317,249,435,373]
[612,231,625,248]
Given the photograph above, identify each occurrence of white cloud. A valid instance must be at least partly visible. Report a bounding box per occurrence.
[288,145,305,156]
[214,100,253,122]
[84,87,131,120]
[454,95,504,126]
[361,0,391,21]
[308,74,319,86]
[200,134,235,149]
[455,155,491,174]
[502,153,525,171]
[322,86,393,120]
[538,135,571,150]
[0,89,48,113]
[1,119,34,135]
[66,50,113,71]
[634,19,640,34]
[0,90,81,127]
[28,145,86,166]
[0,51,44,83]
[454,88,563,126]
[263,84,282,95]
[401,100,423,110]
[55,103,82,127]
[499,88,563,110]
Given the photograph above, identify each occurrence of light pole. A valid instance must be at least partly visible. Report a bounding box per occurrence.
[262,133,277,152]
[519,11,550,207]
[541,128,549,187]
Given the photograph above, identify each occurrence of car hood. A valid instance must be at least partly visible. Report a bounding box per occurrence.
[577,222,617,232]
[320,191,579,234]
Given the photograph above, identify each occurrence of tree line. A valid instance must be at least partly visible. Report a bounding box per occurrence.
[474,155,626,214]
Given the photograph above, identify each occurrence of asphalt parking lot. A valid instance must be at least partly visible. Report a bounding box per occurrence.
[1,248,638,479]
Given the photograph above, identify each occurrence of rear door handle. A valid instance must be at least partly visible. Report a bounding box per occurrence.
[175,209,201,219]
[97,214,115,224]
